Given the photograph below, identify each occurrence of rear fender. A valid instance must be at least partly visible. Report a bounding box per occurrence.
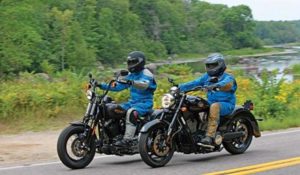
[220,107,261,137]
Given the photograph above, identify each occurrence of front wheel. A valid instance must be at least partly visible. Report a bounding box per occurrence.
[57,125,96,169]
[223,116,253,154]
[139,123,175,168]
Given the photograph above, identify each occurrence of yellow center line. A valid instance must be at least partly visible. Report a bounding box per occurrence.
[204,157,300,175]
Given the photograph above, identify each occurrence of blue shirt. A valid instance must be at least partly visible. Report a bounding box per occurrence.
[179,72,237,105]
[99,69,157,104]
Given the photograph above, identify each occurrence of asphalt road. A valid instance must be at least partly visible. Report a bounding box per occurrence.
[1,128,300,175]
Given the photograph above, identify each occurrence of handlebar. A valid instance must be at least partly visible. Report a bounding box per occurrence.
[183,86,220,94]
[87,72,131,100]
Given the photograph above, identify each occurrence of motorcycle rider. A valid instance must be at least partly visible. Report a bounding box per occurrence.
[98,51,157,147]
[179,53,237,146]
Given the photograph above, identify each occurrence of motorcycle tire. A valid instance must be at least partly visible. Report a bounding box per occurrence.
[223,115,253,154]
[139,123,175,168]
[57,125,96,169]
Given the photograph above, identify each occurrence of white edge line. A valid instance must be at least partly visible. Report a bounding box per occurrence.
[262,129,300,137]
[0,155,114,171]
[1,129,300,171]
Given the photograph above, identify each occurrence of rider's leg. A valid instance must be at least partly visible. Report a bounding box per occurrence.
[115,108,139,147]
[200,103,220,145]
[201,102,234,145]
[115,101,152,147]
[124,108,139,139]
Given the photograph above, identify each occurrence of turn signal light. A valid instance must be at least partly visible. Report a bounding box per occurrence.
[181,107,188,112]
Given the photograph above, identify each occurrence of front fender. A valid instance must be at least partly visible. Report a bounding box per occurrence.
[70,121,86,127]
[149,109,164,120]
[140,119,168,133]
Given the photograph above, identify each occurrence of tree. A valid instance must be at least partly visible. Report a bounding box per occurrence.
[0,0,45,76]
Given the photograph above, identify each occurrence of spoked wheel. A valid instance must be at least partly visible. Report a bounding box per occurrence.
[223,116,253,154]
[57,125,96,169]
[139,124,175,168]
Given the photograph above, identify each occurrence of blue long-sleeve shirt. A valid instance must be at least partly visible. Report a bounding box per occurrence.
[99,69,157,104]
[179,72,237,105]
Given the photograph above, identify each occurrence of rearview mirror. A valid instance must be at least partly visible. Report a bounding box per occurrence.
[168,77,174,83]
[88,73,93,79]
[120,70,129,76]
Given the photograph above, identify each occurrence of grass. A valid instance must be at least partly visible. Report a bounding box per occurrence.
[176,47,283,60]
[0,106,85,135]
[259,115,300,131]
[176,53,207,59]
[286,42,300,46]
[223,47,283,56]
[292,64,300,74]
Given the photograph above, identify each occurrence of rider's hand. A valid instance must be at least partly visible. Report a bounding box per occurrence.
[84,84,91,91]
[111,81,117,88]
[126,80,133,85]
[204,84,219,91]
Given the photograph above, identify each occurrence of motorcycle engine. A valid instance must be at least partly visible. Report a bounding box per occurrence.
[104,119,125,138]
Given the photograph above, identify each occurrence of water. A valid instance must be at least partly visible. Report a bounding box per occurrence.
[232,54,300,82]
[185,51,300,82]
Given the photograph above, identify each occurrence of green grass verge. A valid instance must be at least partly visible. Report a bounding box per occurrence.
[0,107,84,135]
[176,47,283,60]
[259,115,300,131]
[176,53,207,59]
[223,47,283,56]
[286,42,300,46]
[292,64,300,74]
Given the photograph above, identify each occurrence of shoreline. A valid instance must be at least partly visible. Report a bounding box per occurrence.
[149,48,299,67]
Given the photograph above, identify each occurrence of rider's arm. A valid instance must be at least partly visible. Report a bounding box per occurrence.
[131,69,156,90]
[215,75,235,92]
[178,74,208,92]
[98,82,129,92]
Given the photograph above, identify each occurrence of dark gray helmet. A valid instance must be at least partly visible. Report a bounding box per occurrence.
[127,51,146,73]
[204,53,226,76]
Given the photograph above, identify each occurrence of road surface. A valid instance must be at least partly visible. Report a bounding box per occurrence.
[1,128,300,175]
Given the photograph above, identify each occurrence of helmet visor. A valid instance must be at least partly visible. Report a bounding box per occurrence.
[127,58,139,66]
[205,63,218,70]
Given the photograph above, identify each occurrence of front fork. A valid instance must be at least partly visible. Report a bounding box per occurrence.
[80,100,102,149]
[165,94,197,148]
[165,95,186,144]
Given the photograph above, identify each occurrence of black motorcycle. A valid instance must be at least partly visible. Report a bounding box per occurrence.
[57,70,152,169]
[138,78,261,168]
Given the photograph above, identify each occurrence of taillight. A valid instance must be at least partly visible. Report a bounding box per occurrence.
[243,100,254,110]
[249,103,254,110]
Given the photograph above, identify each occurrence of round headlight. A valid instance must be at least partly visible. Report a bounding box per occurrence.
[86,90,93,100]
[161,94,175,108]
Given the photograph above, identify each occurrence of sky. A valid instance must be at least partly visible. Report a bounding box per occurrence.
[202,0,300,21]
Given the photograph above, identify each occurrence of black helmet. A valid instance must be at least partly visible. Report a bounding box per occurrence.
[127,51,146,73]
[204,53,226,77]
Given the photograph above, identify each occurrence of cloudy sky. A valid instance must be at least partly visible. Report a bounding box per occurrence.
[202,0,300,21]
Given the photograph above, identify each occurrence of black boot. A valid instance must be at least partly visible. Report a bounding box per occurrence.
[115,139,131,147]
[200,136,213,146]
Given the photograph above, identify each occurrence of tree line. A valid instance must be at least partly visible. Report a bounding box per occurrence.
[0,0,289,77]
[255,20,300,45]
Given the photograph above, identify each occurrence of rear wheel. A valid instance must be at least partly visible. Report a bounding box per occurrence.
[57,125,96,169]
[139,123,175,168]
[223,116,253,154]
